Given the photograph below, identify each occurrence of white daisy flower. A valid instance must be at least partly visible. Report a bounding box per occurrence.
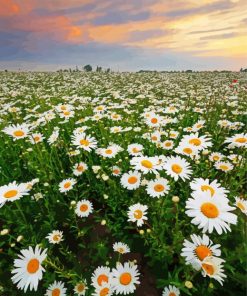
[0,181,29,207]
[235,196,247,215]
[11,245,47,292]
[201,256,226,285]
[181,234,221,270]
[92,281,113,296]
[185,191,237,234]
[3,123,30,140]
[73,162,88,176]
[74,280,88,295]
[71,132,97,151]
[162,285,180,296]
[111,262,140,295]
[146,178,170,198]
[127,203,148,227]
[127,143,144,156]
[75,200,93,217]
[163,156,192,181]
[214,161,233,172]
[45,281,67,296]
[120,171,141,190]
[130,156,162,174]
[58,178,77,193]
[113,242,130,254]
[46,230,64,244]
[91,266,112,289]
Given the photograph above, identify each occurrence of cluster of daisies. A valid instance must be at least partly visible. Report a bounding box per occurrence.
[0,72,246,295]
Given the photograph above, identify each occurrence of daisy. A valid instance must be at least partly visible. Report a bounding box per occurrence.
[111,262,140,295]
[97,144,123,158]
[74,280,88,295]
[224,133,247,148]
[146,178,170,198]
[58,178,77,193]
[73,126,88,134]
[120,171,141,190]
[127,143,144,156]
[201,256,226,285]
[113,242,130,254]
[45,281,67,296]
[180,132,212,150]
[185,191,237,234]
[192,120,205,131]
[112,166,121,176]
[73,162,88,176]
[75,200,93,217]
[235,197,247,215]
[169,130,179,139]
[48,129,59,145]
[92,282,113,296]
[29,133,44,144]
[161,140,174,150]
[91,266,112,289]
[130,156,162,174]
[175,143,199,158]
[46,230,64,244]
[181,234,221,270]
[71,132,97,151]
[190,178,228,199]
[11,245,47,292]
[214,161,233,172]
[0,181,29,206]
[163,156,192,181]
[209,152,224,162]
[162,285,180,296]
[145,113,163,127]
[3,123,30,140]
[127,203,148,227]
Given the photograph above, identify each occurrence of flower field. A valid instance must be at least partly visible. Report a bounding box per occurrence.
[0,71,246,296]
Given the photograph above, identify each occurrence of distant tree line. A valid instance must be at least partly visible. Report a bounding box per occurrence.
[57,65,111,73]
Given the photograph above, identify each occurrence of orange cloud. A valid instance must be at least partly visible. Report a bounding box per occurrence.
[0,0,20,16]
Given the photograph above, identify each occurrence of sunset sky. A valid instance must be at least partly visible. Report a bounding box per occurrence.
[0,0,246,71]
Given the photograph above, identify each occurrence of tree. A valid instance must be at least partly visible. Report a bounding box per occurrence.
[83,65,92,72]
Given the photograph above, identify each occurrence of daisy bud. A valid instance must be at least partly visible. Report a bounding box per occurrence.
[92,166,101,173]
[27,148,33,152]
[1,229,9,235]
[103,194,108,199]
[102,175,109,181]
[70,200,76,206]
[185,281,193,289]
[202,149,209,155]
[101,220,106,225]
[147,229,151,233]
[10,243,16,247]
[172,196,180,203]
[209,283,214,289]
[17,235,24,242]
[44,182,49,187]
[139,230,144,235]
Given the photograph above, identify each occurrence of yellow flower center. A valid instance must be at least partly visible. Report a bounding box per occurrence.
[151,118,158,124]
[201,202,219,218]
[202,263,215,275]
[183,147,193,154]
[235,137,246,143]
[169,293,176,296]
[100,287,109,296]
[105,149,113,154]
[237,202,245,211]
[165,142,172,147]
[52,288,61,296]
[201,185,215,197]
[219,164,229,171]
[4,189,18,199]
[141,160,153,169]
[195,245,212,260]
[34,136,40,142]
[63,182,71,188]
[213,155,219,161]
[80,139,89,146]
[134,210,143,219]
[77,165,84,172]
[13,130,24,137]
[80,204,88,212]
[27,258,40,274]
[189,138,201,146]
[53,234,60,241]
[97,274,108,286]
[151,136,158,141]
[171,164,182,174]
[128,176,138,184]
[77,283,85,292]
[120,272,132,285]
[154,184,165,192]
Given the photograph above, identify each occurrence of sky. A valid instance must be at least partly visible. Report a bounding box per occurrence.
[0,0,246,71]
